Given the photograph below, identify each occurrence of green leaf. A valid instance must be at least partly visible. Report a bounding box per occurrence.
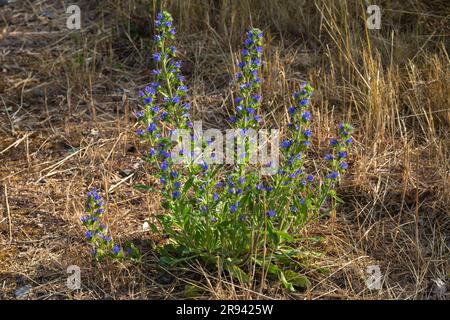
[159,256,177,266]
[134,184,154,191]
[184,285,202,298]
[278,270,295,292]
[183,177,194,193]
[253,258,280,275]
[284,270,311,289]
[149,222,159,233]
[225,264,250,284]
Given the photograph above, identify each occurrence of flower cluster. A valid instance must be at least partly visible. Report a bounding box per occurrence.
[233,29,263,130]
[280,83,314,188]
[81,189,140,260]
[136,11,194,210]
[325,123,353,180]
[152,11,190,129]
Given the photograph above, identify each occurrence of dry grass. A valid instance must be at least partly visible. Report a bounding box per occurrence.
[0,0,448,299]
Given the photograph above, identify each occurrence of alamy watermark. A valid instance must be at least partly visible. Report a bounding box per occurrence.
[366,265,382,290]
[366,5,381,30]
[66,5,81,30]
[67,265,81,290]
[169,121,279,175]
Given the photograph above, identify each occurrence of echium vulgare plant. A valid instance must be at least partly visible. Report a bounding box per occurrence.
[82,189,140,261]
[135,11,354,290]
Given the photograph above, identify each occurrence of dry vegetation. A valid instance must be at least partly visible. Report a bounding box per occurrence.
[0,0,449,299]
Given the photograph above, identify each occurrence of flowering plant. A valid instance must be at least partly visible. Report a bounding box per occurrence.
[133,11,353,290]
[82,189,140,261]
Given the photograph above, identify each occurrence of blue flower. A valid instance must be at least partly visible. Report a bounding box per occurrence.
[199,161,208,171]
[307,175,314,182]
[340,162,348,170]
[86,231,93,239]
[153,53,161,62]
[230,204,237,213]
[161,111,169,120]
[172,190,180,199]
[136,111,144,119]
[147,122,157,133]
[113,245,120,255]
[303,129,312,138]
[288,106,296,114]
[300,98,309,106]
[281,139,292,149]
[301,111,311,122]
[338,151,347,159]
[161,161,169,171]
[213,193,219,201]
[327,171,339,179]
[330,138,338,146]
[266,210,275,218]
[160,150,170,158]
[325,154,334,161]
